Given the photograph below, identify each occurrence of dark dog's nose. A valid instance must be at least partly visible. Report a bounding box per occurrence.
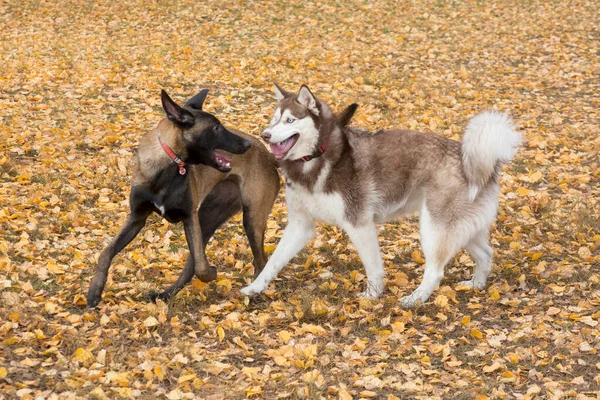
[261,131,271,141]
[242,139,251,150]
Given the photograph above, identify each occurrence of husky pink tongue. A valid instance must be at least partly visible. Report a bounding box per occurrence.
[270,136,296,159]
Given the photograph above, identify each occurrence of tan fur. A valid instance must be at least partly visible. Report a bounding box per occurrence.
[87,107,280,307]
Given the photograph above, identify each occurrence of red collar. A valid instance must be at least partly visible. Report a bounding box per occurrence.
[296,137,329,162]
[157,133,186,175]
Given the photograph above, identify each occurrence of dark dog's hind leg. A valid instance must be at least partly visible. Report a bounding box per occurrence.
[87,209,150,307]
[148,180,242,302]
[243,204,267,279]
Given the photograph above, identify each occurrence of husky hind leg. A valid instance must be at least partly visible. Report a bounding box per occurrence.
[400,205,465,308]
[457,229,493,290]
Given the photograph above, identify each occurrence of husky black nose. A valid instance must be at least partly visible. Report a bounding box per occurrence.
[242,139,251,150]
[261,131,271,141]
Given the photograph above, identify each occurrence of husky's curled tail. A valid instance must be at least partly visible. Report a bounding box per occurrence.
[461,111,521,201]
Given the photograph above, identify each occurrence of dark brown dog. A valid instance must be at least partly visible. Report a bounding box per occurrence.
[87,89,280,307]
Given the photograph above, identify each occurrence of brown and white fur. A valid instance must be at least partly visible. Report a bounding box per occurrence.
[240,84,520,308]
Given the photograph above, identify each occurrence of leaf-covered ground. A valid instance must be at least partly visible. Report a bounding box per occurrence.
[1,1,599,399]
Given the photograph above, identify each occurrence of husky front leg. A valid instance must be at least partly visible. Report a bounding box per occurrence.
[344,223,385,299]
[87,208,151,307]
[183,212,216,282]
[240,212,314,296]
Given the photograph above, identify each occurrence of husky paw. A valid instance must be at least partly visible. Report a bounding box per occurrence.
[240,283,264,297]
[400,293,425,308]
[456,280,485,290]
[357,288,382,300]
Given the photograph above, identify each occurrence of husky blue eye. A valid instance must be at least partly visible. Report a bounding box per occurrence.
[286,118,295,123]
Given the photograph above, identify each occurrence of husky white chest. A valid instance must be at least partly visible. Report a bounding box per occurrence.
[284,162,347,225]
[286,184,346,225]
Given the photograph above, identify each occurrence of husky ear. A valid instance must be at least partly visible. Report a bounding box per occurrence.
[185,88,209,110]
[161,90,195,128]
[273,82,291,101]
[338,103,359,127]
[297,85,319,115]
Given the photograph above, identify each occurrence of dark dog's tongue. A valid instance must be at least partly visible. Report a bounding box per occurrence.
[270,136,296,159]
[214,151,231,169]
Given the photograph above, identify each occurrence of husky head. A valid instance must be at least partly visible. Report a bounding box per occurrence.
[161,89,251,172]
[261,84,327,161]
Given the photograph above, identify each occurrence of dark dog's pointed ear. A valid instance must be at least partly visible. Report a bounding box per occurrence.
[185,89,209,110]
[338,103,359,127]
[297,85,319,115]
[273,82,291,101]
[161,90,194,128]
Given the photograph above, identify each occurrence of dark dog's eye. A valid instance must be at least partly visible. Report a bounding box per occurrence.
[213,124,220,132]
[286,117,295,123]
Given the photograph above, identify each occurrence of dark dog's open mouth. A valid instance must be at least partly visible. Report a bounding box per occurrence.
[270,133,299,160]
[214,151,232,172]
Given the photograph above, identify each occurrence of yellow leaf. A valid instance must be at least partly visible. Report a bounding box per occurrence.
[144,316,159,327]
[241,367,261,378]
[72,348,94,364]
[273,356,288,366]
[461,316,471,325]
[470,329,483,339]
[153,365,165,381]
[146,364,162,381]
[217,326,225,342]
[178,373,196,384]
[506,353,519,363]
[264,244,276,254]
[483,362,501,373]
[0,367,7,379]
[391,320,405,333]
[411,250,425,264]
[277,330,292,344]
[46,260,65,275]
[531,252,543,261]
[490,291,500,301]
[516,187,529,196]
[434,294,448,308]
[339,390,353,400]
[502,371,515,378]
[245,386,263,395]
[530,171,542,182]
[191,279,206,290]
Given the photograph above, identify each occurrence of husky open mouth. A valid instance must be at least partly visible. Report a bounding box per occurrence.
[270,133,299,160]
[214,151,232,171]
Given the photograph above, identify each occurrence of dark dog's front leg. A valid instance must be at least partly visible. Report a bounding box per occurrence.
[87,211,150,307]
[183,213,217,282]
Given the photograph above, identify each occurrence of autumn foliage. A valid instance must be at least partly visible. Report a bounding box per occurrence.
[1,0,599,399]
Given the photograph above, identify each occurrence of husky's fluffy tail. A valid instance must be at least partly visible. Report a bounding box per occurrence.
[461,111,521,201]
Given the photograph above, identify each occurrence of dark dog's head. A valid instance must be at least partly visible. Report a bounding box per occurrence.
[160,89,251,172]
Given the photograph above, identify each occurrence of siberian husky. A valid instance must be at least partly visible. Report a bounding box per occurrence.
[240,84,520,307]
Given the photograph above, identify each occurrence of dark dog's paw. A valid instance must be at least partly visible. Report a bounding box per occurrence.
[86,295,101,308]
[146,292,160,303]
[196,266,217,282]
[146,291,171,303]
